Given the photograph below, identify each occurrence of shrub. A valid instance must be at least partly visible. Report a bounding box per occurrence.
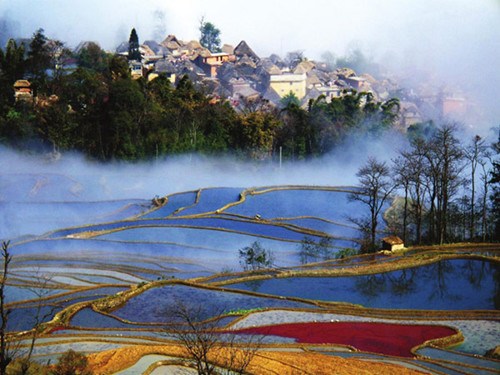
[51,350,92,375]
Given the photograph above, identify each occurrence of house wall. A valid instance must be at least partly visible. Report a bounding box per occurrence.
[391,243,405,251]
[345,77,365,90]
[204,54,231,64]
[269,74,306,99]
[195,54,232,78]
[442,97,467,117]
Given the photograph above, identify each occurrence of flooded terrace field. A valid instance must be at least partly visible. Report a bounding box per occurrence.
[1,176,499,374]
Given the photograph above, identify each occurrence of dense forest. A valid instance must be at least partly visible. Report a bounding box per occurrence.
[0,29,400,160]
[0,29,499,245]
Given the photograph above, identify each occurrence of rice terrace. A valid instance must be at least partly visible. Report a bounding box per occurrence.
[1,166,498,374]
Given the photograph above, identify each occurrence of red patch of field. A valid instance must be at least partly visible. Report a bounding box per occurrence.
[235,322,456,357]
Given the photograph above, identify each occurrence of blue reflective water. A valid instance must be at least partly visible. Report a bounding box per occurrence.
[93,218,322,242]
[227,259,499,310]
[141,191,197,218]
[70,308,158,329]
[226,189,368,222]
[112,284,316,323]
[175,187,242,215]
[417,347,500,372]
[279,217,359,238]
[1,199,150,239]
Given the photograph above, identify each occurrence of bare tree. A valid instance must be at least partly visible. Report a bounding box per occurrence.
[478,152,492,241]
[1,241,12,375]
[168,302,219,375]
[1,242,59,375]
[392,139,428,245]
[425,124,465,244]
[392,155,411,243]
[18,271,58,375]
[166,301,262,375]
[350,157,396,252]
[464,135,488,240]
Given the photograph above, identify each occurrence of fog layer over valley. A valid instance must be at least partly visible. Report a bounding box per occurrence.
[1,138,390,239]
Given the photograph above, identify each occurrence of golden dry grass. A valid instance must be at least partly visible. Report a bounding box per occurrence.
[87,344,429,375]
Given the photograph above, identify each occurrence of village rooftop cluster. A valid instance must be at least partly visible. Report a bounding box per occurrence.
[11,29,473,132]
[118,33,472,128]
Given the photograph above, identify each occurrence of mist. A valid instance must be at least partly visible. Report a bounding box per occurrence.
[1,131,403,202]
[0,129,406,241]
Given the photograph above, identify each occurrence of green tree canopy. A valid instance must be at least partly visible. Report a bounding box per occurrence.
[77,42,109,72]
[280,91,300,108]
[199,18,221,53]
[0,39,25,83]
[26,28,51,91]
[128,28,141,61]
[239,241,274,271]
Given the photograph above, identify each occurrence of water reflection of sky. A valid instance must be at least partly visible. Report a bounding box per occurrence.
[111,284,315,323]
[227,259,499,310]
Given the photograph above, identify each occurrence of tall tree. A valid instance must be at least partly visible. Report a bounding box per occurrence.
[490,126,500,241]
[0,39,25,109]
[392,155,411,243]
[279,99,315,159]
[464,135,488,240]
[0,39,25,83]
[128,28,141,61]
[103,77,146,159]
[350,157,396,252]
[425,124,465,244]
[26,28,51,93]
[199,17,221,53]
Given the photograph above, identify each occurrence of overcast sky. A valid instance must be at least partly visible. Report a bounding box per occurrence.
[1,0,498,58]
[2,0,500,126]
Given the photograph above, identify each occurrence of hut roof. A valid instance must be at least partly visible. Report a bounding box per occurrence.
[335,67,357,79]
[139,44,156,56]
[185,40,204,51]
[14,80,31,88]
[236,55,257,69]
[234,40,260,62]
[293,60,315,74]
[155,60,176,73]
[161,35,183,50]
[115,41,129,54]
[262,86,282,104]
[382,236,404,245]
[233,84,259,99]
[143,40,169,55]
[306,72,322,87]
[259,59,282,75]
[221,44,235,54]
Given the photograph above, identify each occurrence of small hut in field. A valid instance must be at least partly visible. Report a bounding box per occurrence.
[381,236,404,252]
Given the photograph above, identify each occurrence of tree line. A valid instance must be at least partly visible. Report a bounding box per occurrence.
[0,29,400,161]
[353,123,500,251]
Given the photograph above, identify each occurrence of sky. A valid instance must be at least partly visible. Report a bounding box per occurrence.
[1,0,498,59]
[1,0,500,126]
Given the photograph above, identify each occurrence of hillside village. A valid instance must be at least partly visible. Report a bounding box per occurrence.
[4,27,481,162]
[110,33,470,130]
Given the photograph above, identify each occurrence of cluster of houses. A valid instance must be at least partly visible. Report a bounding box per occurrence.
[12,33,471,129]
[115,34,472,128]
[119,35,396,110]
